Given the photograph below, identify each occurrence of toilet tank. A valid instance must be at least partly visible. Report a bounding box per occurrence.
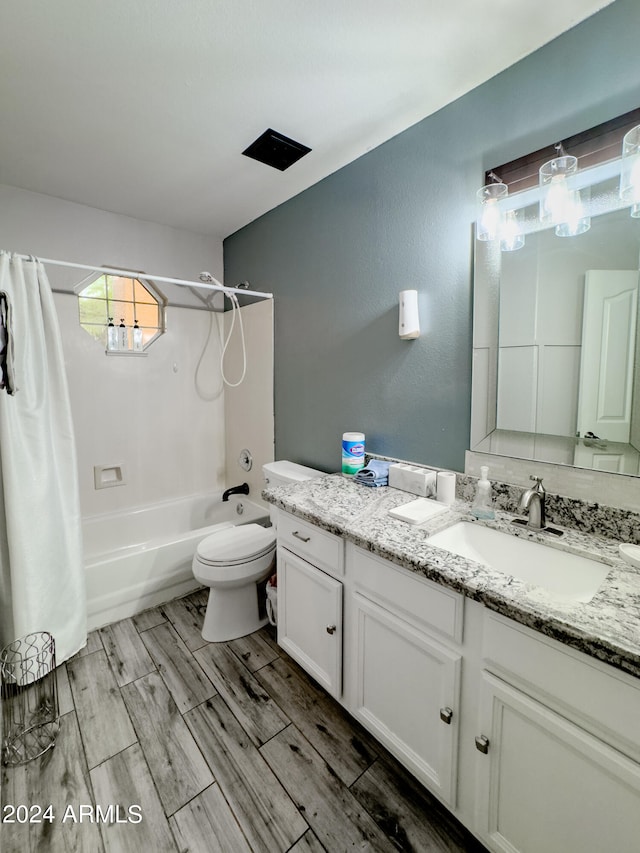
[262,461,325,527]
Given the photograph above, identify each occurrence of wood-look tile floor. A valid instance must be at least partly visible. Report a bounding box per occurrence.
[1,589,487,852]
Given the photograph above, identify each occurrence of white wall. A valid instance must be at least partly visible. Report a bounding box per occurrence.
[224,299,275,505]
[0,184,227,516]
[56,293,227,515]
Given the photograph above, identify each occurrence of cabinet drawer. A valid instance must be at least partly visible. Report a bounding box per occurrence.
[278,511,344,577]
[483,611,640,757]
[348,544,463,644]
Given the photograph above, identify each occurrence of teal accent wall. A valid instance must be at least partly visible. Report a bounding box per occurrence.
[224,0,640,474]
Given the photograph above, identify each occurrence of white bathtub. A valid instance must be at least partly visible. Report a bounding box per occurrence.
[83,492,270,630]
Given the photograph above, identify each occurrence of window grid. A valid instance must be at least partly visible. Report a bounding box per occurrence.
[77,273,165,350]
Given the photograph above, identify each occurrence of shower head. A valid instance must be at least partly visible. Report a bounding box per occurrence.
[199,272,214,283]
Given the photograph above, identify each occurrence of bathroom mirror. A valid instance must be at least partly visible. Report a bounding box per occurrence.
[471,173,640,476]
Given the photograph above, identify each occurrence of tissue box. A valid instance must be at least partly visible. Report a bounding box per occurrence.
[388,464,436,497]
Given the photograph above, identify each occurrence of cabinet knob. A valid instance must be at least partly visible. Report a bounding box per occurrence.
[475,735,490,754]
[326,624,337,635]
[292,531,311,543]
[440,707,453,725]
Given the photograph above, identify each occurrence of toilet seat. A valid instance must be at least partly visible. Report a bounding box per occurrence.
[196,523,276,567]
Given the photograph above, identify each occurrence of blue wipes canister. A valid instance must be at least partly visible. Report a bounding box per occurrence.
[342,432,365,475]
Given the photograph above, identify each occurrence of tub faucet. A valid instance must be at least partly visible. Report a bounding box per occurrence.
[517,476,546,530]
[222,483,250,502]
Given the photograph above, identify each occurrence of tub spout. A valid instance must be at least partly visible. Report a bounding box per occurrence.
[223,483,250,502]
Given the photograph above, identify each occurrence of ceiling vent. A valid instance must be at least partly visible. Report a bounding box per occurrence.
[242,128,311,171]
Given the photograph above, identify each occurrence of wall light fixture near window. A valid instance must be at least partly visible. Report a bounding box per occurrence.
[620,125,640,217]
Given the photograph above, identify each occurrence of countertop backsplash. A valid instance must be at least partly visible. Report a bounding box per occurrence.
[366,453,640,545]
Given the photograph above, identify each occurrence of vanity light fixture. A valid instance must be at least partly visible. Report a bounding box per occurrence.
[620,125,640,217]
[539,145,590,237]
[500,209,525,252]
[475,174,508,242]
[476,109,640,251]
[476,173,524,250]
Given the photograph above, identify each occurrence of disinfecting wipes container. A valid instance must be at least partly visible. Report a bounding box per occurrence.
[342,432,365,475]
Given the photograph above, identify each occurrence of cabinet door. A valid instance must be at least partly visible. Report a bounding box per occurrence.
[475,671,640,853]
[277,547,342,699]
[351,592,461,806]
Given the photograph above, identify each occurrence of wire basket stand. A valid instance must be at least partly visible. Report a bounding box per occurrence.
[1,631,59,766]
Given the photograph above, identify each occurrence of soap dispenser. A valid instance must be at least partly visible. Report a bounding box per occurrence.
[107,317,118,352]
[133,320,143,352]
[118,318,128,351]
[471,466,495,520]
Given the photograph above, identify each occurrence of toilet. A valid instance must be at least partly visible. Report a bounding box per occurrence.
[192,460,324,642]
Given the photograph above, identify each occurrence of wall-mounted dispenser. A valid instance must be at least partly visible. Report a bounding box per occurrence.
[399,290,420,339]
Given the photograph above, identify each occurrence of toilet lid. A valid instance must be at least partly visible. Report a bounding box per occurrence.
[197,523,276,566]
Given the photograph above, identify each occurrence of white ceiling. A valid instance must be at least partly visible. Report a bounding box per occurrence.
[0,0,614,239]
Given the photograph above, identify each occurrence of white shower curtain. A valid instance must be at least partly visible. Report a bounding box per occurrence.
[0,252,86,663]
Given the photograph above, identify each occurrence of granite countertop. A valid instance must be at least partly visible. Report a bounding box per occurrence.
[263,473,640,679]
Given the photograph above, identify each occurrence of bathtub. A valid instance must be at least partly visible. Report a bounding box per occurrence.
[83,492,270,630]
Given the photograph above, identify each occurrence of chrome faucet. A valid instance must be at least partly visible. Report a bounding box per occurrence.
[518,476,546,530]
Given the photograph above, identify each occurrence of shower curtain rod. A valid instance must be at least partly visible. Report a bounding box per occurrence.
[13,254,273,300]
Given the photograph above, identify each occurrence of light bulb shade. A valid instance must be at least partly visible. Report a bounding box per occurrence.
[539,155,590,236]
[476,183,508,241]
[620,125,640,217]
[500,209,525,252]
[554,186,591,236]
[399,289,420,339]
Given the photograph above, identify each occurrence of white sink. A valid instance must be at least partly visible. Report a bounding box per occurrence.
[426,521,609,603]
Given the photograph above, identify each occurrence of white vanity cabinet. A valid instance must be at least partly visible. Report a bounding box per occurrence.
[347,544,464,806]
[275,508,640,853]
[276,512,344,699]
[475,612,640,853]
[275,515,465,805]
